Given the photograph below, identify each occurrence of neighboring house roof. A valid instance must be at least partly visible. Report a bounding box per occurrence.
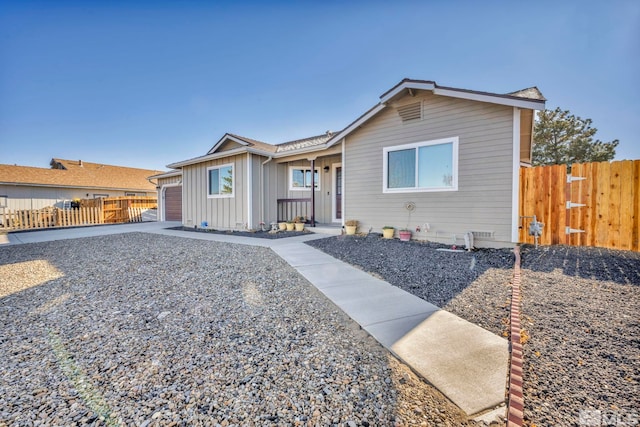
[166,78,546,169]
[0,158,164,191]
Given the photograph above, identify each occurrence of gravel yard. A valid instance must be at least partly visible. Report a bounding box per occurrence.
[308,235,640,427]
[307,235,514,337]
[519,245,640,427]
[0,233,478,426]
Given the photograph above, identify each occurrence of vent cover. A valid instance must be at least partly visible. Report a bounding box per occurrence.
[397,102,422,122]
[471,231,494,239]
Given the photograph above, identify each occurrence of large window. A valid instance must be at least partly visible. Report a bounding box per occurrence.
[289,167,320,191]
[208,164,234,197]
[383,137,458,193]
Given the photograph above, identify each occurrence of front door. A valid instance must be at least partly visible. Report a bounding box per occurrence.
[333,165,342,222]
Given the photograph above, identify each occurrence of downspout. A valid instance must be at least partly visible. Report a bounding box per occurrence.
[310,158,316,226]
[247,153,252,230]
[341,138,345,226]
[260,156,273,227]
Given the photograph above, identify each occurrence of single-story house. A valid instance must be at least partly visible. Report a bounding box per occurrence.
[0,158,164,211]
[156,79,545,247]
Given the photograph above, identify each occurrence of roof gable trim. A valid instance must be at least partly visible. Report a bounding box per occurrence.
[207,134,251,155]
[433,87,545,110]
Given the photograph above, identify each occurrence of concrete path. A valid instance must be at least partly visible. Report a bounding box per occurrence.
[2,222,508,416]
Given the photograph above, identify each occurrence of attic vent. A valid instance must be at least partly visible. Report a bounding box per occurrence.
[397,102,422,122]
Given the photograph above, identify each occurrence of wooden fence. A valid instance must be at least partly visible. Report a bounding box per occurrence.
[519,160,640,251]
[1,196,158,231]
[82,196,157,224]
[0,207,103,230]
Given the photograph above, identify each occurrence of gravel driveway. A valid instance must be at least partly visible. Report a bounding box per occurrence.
[0,233,476,426]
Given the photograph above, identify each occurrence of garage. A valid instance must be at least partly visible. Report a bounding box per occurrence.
[164,185,182,221]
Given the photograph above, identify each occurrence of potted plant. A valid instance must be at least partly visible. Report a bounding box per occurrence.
[286,221,295,231]
[278,222,287,231]
[345,219,358,235]
[399,228,412,242]
[293,216,305,231]
[382,226,395,239]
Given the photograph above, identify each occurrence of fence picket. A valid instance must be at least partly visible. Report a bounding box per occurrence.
[520,160,640,251]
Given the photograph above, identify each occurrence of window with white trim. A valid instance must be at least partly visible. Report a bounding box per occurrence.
[383,137,458,193]
[289,167,320,191]
[207,164,234,197]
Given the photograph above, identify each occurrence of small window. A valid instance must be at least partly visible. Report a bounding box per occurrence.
[125,192,136,196]
[0,195,7,208]
[208,164,234,198]
[289,167,320,191]
[383,137,458,193]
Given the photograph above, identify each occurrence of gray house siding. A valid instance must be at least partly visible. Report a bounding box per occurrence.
[182,154,248,229]
[271,154,341,224]
[344,92,516,246]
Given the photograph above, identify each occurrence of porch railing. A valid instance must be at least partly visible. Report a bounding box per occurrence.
[277,198,313,224]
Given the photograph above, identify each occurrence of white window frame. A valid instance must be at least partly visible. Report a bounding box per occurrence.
[288,166,321,191]
[207,163,235,198]
[383,136,459,193]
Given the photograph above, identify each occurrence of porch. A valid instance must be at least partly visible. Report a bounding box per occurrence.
[274,153,343,226]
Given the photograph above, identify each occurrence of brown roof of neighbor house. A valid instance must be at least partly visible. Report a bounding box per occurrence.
[0,158,164,191]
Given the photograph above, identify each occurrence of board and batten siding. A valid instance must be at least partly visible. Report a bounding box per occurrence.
[344,91,517,246]
[271,154,341,224]
[182,154,248,229]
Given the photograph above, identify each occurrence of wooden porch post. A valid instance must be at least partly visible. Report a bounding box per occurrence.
[310,158,316,226]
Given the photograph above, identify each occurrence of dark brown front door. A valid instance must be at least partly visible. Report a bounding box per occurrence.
[335,166,342,220]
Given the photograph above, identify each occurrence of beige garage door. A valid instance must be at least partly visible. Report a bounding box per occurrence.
[164,186,182,221]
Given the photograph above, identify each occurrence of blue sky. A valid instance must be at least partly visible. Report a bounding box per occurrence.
[1,1,638,171]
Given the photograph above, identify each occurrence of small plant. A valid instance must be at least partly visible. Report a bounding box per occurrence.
[382,225,394,230]
[293,216,305,224]
[345,219,358,227]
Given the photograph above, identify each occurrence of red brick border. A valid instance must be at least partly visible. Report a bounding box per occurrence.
[507,246,524,427]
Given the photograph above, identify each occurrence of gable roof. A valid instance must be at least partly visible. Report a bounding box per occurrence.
[0,158,164,191]
[325,79,546,148]
[166,78,546,168]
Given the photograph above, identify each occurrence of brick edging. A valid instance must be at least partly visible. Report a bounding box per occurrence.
[507,246,524,427]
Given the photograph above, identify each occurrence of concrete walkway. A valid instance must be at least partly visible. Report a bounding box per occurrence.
[2,222,508,417]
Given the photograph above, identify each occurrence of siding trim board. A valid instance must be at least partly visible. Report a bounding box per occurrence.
[511,108,521,243]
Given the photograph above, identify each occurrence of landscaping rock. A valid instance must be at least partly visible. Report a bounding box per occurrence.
[0,233,476,425]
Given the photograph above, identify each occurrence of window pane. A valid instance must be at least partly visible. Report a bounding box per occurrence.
[303,169,319,188]
[305,170,312,188]
[209,169,220,195]
[388,149,415,188]
[292,169,304,187]
[418,143,453,188]
[220,166,233,194]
